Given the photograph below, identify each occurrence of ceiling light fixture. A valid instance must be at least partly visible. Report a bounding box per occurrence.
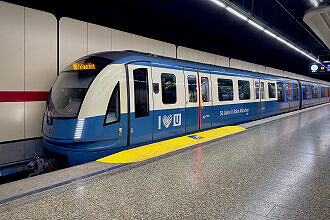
[264,29,277,38]
[226,7,248,21]
[207,0,320,63]
[248,20,265,31]
[209,0,226,8]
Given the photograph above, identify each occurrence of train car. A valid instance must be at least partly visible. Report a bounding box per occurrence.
[42,51,330,166]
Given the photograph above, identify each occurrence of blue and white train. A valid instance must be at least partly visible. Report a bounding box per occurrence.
[42,51,330,165]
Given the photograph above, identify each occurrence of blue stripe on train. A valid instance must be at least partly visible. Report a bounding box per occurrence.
[43,101,283,165]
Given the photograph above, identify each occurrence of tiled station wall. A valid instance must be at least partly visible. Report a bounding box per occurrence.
[0,1,329,165]
[0,2,57,143]
[59,17,176,72]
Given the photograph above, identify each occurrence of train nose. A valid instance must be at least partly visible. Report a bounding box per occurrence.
[43,117,77,140]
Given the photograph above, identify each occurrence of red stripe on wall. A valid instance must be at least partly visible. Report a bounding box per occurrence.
[0,92,49,102]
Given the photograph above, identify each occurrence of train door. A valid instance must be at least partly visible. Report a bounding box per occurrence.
[127,62,154,145]
[298,81,302,109]
[151,65,185,141]
[260,80,266,117]
[199,70,212,130]
[286,82,291,111]
[184,68,199,133]
[254,79,261,118]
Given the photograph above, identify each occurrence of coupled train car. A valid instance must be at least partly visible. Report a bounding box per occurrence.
[42,51,330,165]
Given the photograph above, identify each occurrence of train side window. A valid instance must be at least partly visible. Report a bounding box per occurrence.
[217,78,233,101]
[312,86,318,98]
[238,80,250,100]
[286,83,292,101]
[268,82,276,99]
[302,85,308,100]
[255,81,260,100]
[105,83,120,124]
[292,84,299,101]
[133,68,149,118]
[188,75,197,103]
[277,82,285,102]
[161,73,176,104]
[201,77,210,102]
[260,82,265,99]
[321,87,326,97]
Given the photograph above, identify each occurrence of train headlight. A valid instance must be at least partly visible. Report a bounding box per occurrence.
[74,119,85,139]
[46,111,53,125]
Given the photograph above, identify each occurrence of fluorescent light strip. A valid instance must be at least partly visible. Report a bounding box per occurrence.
[226,7,248,21]
[264,29,277,38]
[248,20,264,31]
[276,36,319,62]
[208,0,320,63]
[209,0,226,8]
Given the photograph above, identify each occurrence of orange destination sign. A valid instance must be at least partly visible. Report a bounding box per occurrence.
[72,62,96,70]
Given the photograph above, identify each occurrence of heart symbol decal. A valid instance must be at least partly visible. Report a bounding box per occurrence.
[162,115,173,128]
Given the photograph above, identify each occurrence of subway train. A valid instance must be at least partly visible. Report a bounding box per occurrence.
[42,51,330,166]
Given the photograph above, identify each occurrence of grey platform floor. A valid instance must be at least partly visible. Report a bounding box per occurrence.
[0,105,330,219]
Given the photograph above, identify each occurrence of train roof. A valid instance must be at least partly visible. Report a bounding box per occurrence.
[89,51,329,86]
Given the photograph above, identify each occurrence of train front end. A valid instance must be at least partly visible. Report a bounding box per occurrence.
[42,55,126,166]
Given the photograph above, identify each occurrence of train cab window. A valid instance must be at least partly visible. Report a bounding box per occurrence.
[302,85,308,100]
[133,68,149,118]
[286,83,292,101]
[277,82,285,102]
[292,84,299,101]
[201,77,210,102]
[105,83,120,124]
[268,83,276,99]
[188,75,197,103]
[255,81,260,100]
[238,80,250,100]
[218,78,233,101]
[260,82,265,99]
[161,73,176,104]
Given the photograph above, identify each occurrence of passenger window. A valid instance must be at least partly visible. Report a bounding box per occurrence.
[321,88,326,97]
[286,83,292,101]
[268,83,276,99]
[255,81,260,100]
[312,86,318,98]
[292,84,299,101]
[133,68,149,118]
[302,85,308,100]
[238,80,250,100]
[188,75,197,103]
[105,83,120,124]
[201,77,210,102]
[277,82,285,102]
[218,78,233,101]
[260,82,265,99]
[161,73,176,104]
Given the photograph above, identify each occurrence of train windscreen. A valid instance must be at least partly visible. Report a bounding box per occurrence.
[48,57,110,118]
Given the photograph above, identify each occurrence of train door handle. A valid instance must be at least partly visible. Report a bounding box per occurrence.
[119,127,122,137]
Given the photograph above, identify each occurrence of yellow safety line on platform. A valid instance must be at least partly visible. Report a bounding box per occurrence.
[97,126,246,164]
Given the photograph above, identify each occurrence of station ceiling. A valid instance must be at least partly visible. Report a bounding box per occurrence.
[6,0,330,81]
